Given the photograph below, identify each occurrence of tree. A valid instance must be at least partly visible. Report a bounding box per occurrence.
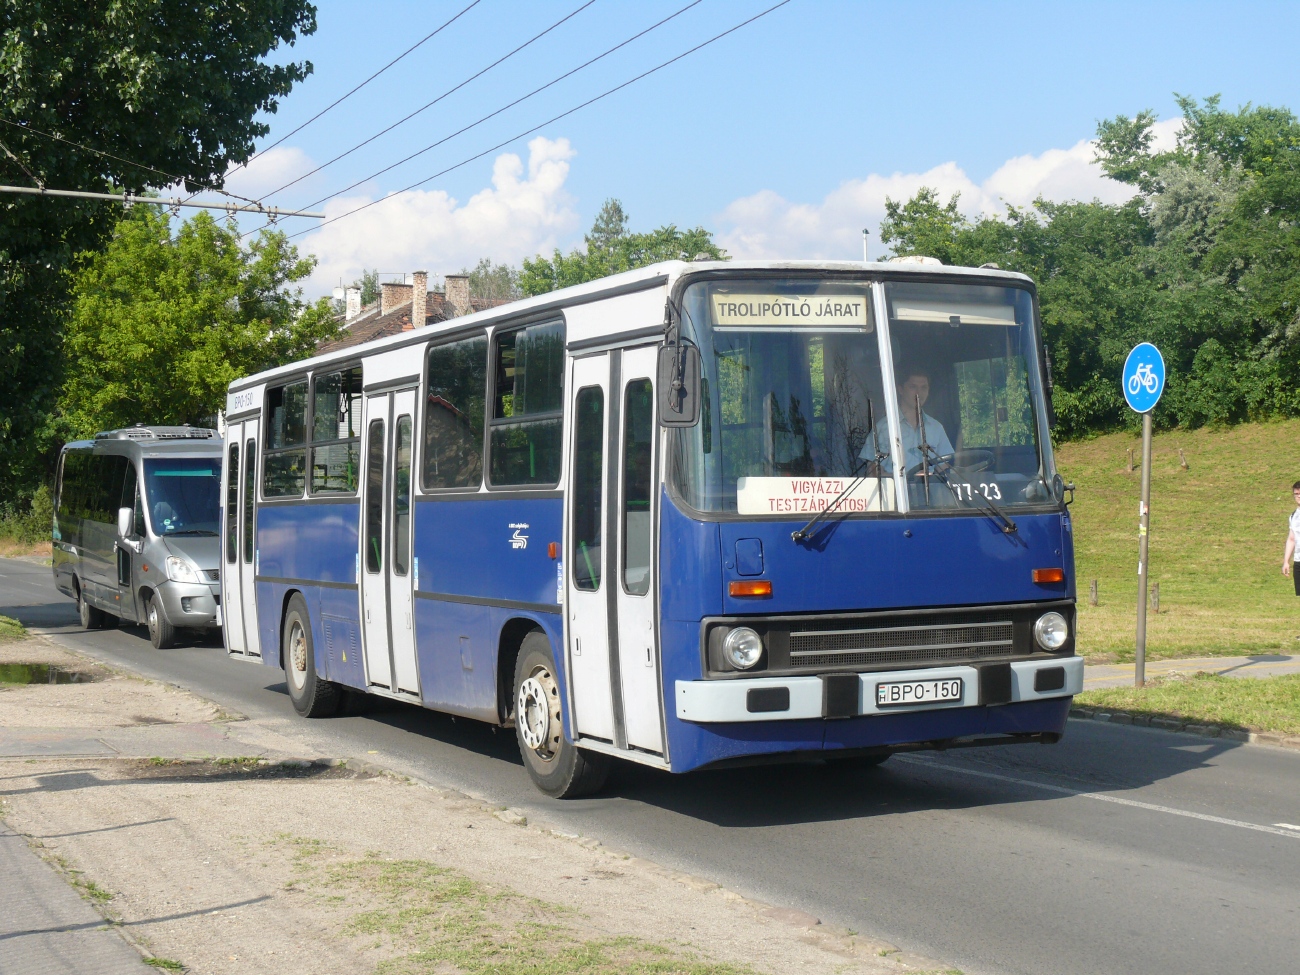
[520,199,727,296]
[59,207,338,436]
[353,268,381,307]
[0,0,318,495]
[462,258,522,302]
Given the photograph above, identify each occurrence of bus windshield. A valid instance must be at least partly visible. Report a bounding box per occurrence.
[142,458,222,536]
[670,277,1055,514]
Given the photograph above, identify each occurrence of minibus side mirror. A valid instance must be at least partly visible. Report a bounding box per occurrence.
[657,344,701,427]
[117,506,134,539]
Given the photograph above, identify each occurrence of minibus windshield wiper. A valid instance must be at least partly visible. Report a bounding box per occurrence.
[792,399,887,543]
[918,443,1018,534]
[163,529,219,536]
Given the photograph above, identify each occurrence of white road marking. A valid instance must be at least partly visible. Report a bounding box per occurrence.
[1274,823,1300,831]
[897,755,1300,840]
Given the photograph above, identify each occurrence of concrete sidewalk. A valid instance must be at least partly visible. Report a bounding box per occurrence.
[0,825,153,975]
[1084,653,1300,689]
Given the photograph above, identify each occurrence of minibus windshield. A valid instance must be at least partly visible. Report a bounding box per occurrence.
[142,458,222,535]
[670,277,1055,514]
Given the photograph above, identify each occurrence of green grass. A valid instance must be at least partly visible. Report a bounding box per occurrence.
[143,959,186,972]
[276,837,751,975]
[1056,419,1300,660]
[0,615,26,640]
[1075,672,1300,737]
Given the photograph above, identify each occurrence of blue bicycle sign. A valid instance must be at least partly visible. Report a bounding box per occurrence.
[1122,342,1165,413]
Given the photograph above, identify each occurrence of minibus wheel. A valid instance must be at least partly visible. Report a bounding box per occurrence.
[282,594,341,718]
[146,594,176,649]
[513,631,609,799]
[76,581,107,630]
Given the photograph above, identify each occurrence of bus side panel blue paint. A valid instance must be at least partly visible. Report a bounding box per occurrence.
[716,511,1070,615]
[410,497,562,720]
[320,585,365,688]
[659,490,723,624]
[413,497,562,608]
[256,502,359,585]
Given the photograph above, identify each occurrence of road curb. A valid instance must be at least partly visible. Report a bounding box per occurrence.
[1069,707,1300,751]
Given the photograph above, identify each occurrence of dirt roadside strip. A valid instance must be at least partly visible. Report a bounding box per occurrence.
[0,635,956,975]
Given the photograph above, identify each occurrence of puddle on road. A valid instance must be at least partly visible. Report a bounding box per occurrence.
[0,663,102,685]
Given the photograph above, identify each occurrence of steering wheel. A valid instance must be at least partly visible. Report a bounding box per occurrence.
[905,449,996,479]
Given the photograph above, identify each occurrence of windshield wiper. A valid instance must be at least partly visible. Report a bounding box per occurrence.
[918,443,1018,535]
[792,399,887,543]
[164,529,219,536]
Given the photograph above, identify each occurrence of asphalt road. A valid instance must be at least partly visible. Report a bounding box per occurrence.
[3,555,1298,975]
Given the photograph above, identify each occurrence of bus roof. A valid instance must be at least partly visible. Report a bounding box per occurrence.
[229,258,1034,393]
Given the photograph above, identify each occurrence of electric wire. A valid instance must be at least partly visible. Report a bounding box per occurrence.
[259,0,599,202]
[274,0,704,223]
[281,0,791,242]
[0,117,265,206]
[249,0,485,165]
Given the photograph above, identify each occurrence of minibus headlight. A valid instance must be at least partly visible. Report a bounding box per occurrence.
[1034,612,1069,651]
[723,627,764,670]
[165,556,200,584]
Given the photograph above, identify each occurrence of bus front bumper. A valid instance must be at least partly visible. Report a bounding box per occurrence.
[675,656,1083,723]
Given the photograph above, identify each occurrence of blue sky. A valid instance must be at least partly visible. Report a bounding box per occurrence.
[220,0,1300,294]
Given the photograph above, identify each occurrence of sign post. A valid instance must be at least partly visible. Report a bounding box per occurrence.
[1122,342,1166,687]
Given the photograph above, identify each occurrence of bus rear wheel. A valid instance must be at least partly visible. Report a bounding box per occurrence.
[513,631,608,799]
[282,594,341,718]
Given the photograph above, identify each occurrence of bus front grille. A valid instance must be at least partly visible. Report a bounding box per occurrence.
[789,615,1014,669]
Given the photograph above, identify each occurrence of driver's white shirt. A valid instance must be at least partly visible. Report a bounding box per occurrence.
[860,411,954,473]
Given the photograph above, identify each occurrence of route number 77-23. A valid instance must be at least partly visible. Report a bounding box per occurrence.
[1128,362,1159,395]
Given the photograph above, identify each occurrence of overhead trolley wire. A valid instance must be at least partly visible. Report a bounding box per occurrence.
[279,0,792,242]
[247,0,486,165]
[0,117,265,207]
[259,0,600,203]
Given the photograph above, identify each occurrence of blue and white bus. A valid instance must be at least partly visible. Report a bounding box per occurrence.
[221,259,1080,797]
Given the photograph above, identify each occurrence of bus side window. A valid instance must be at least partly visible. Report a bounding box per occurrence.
[365,419,385,573]
[423,334,487,490]
[572,387,603,591]
[311,366,362,494]
[264,380,308,497]
[242,439,256,564]
[393,415,412,576]
[226,443,240,563]
[489,320,564,486]
[622,379,653,596]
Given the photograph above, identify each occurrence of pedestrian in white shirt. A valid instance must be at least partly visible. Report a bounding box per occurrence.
[1284,480,1300,596]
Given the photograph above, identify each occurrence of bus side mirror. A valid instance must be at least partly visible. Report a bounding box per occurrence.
[117,506,134,539]
[657,344,701,427]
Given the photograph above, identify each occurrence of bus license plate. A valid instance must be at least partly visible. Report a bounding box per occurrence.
[876,677,963,707]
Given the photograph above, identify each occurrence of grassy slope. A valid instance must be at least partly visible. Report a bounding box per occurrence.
[1056,419,1300,661]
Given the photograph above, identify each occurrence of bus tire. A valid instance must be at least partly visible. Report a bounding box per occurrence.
[146,593,176,649]
[513,631,609,799]
[282,594,341,718]
[76,581,107,630]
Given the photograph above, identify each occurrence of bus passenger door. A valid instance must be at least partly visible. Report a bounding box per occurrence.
[225,418,262,657]
[386,389,419,696]
[360,394,393,688]
[223,432,246,654]
[613,347,663,754]
[565,355,616,741]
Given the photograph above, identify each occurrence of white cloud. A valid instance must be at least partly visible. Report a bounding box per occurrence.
[299,137,580,295]
[223,146,320,200]
[717,136,1153,261]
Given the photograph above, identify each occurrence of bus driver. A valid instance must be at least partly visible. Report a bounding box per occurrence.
[862,367,954,474]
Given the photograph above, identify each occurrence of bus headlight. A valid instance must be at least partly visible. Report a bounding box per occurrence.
[165,556,200,584]
[1034,612,1069,651]
[723,627,764,670]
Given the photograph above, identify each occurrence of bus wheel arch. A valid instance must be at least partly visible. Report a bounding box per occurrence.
[497,617,545,726]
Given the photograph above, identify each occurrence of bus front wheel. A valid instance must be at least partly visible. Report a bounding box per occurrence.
[282,595,342,718]
[513,631,609,799]
[76,581,108,630]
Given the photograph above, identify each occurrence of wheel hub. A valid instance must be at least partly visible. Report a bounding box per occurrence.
[289,623,307,684]
[517,668,560,758]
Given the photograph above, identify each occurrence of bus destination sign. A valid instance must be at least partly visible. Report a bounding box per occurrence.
[711,294,871,329]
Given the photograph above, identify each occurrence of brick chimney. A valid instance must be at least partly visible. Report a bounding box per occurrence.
[345,287,361,321]
[411,270,428,328]
[380,280,413,316]
[445,274,471,317]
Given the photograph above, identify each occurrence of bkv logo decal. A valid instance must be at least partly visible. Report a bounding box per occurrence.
[508,523,529,549]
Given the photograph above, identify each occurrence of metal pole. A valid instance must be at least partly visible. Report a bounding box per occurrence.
[0,184,324,218]
[862,228,869,262]
[1135,411,1153,686]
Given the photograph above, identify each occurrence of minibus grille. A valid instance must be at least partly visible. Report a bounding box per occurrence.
[788,613,1014,668]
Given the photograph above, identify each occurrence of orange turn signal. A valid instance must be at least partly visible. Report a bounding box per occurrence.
[729,580,772,598]
[1032,568,1065,584]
